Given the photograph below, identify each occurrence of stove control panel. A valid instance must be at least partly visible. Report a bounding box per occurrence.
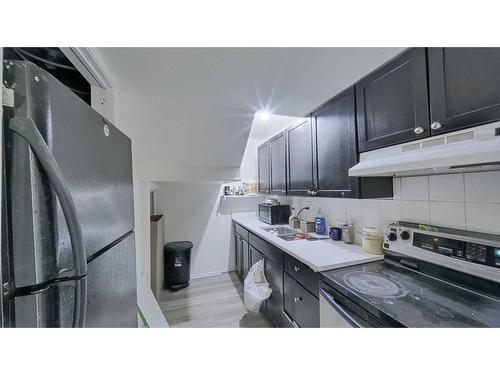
[412,232,500,269]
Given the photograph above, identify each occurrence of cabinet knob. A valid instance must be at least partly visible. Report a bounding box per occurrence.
[293,296,303,303]
[431,121,442,130]
[294,266,301,272]
[414,127,424,135]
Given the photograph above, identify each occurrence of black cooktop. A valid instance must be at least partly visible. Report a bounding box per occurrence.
[321,260,500,327]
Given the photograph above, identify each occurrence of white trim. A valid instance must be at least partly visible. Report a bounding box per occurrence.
[190,271,223,280]
[60,48,113,89]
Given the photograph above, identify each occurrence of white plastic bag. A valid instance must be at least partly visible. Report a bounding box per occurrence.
[243,259,272,312]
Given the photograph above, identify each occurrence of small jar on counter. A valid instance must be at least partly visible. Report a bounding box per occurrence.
[362,227,384,255]
[341,223,354,244]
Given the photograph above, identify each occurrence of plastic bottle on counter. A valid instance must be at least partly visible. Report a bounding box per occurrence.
[315,208,326,235]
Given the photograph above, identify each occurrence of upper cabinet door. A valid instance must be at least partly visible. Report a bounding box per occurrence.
[356,48,430,152]
[257,141,270,194]
[286,118,314,196]
[428,47,500,135]
[269,132,287,195]
[312,87,357,197]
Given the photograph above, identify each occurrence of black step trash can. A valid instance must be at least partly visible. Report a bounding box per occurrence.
[164,241,193,290]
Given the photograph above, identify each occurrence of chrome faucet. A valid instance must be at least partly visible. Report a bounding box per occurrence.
[296,206,310,221]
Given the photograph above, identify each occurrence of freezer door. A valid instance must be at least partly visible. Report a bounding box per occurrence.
[86,233,137,327]
[2,60,134,288]
[9,281,76,328]
[4,233,136,328]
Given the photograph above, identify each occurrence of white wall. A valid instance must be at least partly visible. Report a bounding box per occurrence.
[112,89,249,182]
[153,182,262,278]
[90,86,115,122]
[282,171,500,246]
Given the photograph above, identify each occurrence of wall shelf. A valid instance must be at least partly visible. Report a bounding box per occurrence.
[221,194,263,200]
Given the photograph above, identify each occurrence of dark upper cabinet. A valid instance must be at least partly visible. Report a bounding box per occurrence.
[356,48,430,152]
[312,87,358,197]
[257,141,270,194]
[269,132,287,195]
[286,118,314,196]
[428,47,500,135]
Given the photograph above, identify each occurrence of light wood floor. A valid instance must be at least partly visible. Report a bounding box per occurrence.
[159,272,274,328]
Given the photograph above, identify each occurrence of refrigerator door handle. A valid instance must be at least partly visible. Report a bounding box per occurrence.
[9,117,88,328]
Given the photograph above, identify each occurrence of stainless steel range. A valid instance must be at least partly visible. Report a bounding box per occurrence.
[320,222,500,327]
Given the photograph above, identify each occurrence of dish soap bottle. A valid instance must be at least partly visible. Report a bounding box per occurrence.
[315,208,326,235]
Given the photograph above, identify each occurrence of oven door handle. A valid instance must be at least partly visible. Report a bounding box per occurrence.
[320,288,365,328]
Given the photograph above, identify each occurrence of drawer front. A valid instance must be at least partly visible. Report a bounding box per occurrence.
[284,254,319,297]
[234,222,249,241]
[283,273,319,328]
[249,232,283,265]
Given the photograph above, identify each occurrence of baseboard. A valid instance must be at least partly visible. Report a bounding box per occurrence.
[190,271,223,280]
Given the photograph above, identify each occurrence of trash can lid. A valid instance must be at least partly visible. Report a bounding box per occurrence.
[164,241,193,251]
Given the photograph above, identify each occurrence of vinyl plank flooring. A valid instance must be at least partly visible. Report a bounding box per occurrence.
[159,272,274,328]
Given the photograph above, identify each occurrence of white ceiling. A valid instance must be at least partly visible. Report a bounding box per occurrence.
[248,113,304,140]
[93,48,405,181]
[96,48,404,117]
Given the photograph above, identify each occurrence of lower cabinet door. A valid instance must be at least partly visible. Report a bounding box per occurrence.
[250,246,263,266]
[242,240,250,280]
[235,234,241,278]
[284,273,319,328]
[264,257,284,327]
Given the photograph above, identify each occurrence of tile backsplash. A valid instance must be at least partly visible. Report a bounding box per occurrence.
[281,171,500,245]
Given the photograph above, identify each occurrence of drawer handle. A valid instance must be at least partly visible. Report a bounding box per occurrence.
[293,296,303,303]
[431,121,442,130]
[294,266,301,272]
[414,126,424,135]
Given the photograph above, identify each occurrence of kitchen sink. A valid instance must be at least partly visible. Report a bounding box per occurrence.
[262,226,324,241]
[277,233,323,241]
[262,227,298,236]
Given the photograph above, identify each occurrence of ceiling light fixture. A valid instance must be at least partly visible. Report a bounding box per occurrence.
[257,111,271,121]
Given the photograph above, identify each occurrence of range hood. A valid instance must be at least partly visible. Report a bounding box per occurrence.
[349,122,500,177]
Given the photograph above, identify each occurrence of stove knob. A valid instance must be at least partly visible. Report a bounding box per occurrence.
[400,230,411,241]
[387,232,398,242]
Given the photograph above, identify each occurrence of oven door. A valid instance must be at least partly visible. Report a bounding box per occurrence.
[320,287,371,328]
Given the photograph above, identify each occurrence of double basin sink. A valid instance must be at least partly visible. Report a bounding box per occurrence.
[262,226,326,241]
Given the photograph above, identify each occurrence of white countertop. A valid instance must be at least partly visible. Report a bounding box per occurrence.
[232,212,383,272]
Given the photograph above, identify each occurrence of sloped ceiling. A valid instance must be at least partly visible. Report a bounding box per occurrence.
[93,48,405,181]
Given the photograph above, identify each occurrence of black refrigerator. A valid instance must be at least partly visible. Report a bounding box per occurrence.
[1,60,137,327]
